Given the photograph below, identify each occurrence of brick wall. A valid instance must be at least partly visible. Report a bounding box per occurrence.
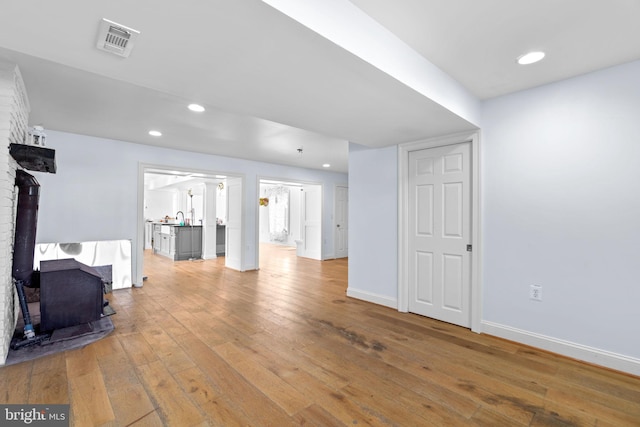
[0,60,30,364]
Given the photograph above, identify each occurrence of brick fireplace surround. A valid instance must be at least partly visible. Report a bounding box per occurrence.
[0,59,30,364]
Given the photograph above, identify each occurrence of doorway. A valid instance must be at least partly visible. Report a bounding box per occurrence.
[136,164,244,284]
[257,178,323,269]
[398,132,481,332]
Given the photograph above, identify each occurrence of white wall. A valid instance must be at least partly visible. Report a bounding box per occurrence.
[347,60,640,374]
[481,60,640,365]
[347,143,398,307]
[35,131,347,283]
[144,189,176,221]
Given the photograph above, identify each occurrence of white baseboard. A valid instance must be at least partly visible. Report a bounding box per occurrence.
[482,321,640,377]
[346,287,397,309]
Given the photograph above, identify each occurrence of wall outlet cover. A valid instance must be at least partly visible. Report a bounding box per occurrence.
[529,285,542,301]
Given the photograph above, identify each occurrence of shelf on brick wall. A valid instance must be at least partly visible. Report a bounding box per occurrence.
[9,143,56,173]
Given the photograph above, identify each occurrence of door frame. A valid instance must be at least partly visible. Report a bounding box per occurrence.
[254,176,324,268]
[398,131,482,333]
[136,162,245,283]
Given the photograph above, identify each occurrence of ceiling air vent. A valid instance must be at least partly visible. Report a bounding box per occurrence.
[96,18,140,58]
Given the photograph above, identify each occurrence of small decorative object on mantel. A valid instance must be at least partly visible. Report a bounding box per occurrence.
[28,125,47,146]
[259,197,269,207]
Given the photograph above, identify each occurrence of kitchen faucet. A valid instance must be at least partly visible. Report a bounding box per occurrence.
[176,211,185,225]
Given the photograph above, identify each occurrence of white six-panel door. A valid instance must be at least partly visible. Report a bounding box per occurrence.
[408,142,471,327]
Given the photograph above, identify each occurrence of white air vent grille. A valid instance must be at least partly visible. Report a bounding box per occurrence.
[96,18,140,58]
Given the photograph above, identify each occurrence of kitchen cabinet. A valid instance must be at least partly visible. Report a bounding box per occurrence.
[152,224,162,253]
[174,226,202,260]
[161,233,171,254]
[155,224,172,258]
[153,224,202,261]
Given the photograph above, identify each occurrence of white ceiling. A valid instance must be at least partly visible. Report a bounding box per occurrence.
[1,1,639,174]
[351,0,640,99]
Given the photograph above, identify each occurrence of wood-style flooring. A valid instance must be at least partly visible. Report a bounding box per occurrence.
[1,244,639,426]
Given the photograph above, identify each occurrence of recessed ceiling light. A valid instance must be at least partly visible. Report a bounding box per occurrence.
[188,103,205,112]
[322,163,331,168]
[517,51,545,65]
[148,130,162,136]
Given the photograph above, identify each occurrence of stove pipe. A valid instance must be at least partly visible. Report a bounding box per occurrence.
[12,169,40,287]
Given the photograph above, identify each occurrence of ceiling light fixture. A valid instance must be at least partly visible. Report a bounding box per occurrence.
[517,51,545,65]
[322,164,330,168]
[148,130,162,136]
[188,103,205,112]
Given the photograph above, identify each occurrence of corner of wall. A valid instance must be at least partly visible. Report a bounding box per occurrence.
[0,60,30,364]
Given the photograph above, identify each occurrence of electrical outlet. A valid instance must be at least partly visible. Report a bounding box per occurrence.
[529,285,542,301]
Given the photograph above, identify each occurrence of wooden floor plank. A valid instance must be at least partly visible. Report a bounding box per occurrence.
[0,361,32,403]
[214,341,311,416]
[105,382,157,427]
[293,403,346,426]
[139,323,196,374]
[127,411,165,426]
[1,244,639,426]
[28,353,68,404]
[173,366,254,427]
[182,336,296,427]
[136,359,206,426]
[68,370,115,426]
[119,332,158,367]
[65,345,100,379]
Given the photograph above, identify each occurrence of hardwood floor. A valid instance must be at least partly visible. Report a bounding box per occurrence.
[2,244,639,426]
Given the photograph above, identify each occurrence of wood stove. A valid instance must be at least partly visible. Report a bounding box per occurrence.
[39,259,104,332]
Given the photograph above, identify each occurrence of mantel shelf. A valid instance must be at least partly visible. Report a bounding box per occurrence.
[9,143,56,173]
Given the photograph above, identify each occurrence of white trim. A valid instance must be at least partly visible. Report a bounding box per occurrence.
[482,321,640,377]
[347,288,397,309]
[319,183,325,261]
[397,131,482,333]
[135,164,145,286]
